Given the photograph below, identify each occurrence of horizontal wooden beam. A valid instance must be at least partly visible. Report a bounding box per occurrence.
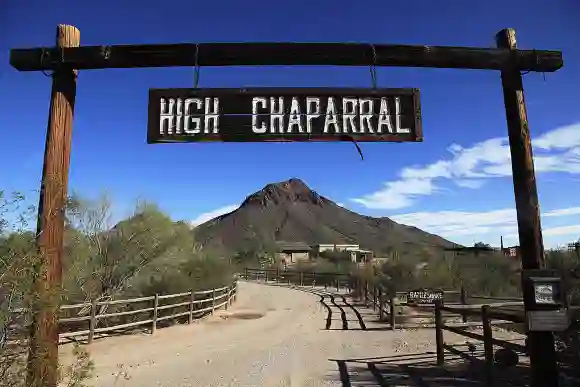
[10,42,563,72]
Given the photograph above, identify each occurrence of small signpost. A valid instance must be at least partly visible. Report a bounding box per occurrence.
[406,289,444,305]
[147,88,422,143]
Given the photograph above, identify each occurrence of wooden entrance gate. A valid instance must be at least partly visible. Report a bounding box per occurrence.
[9,25,563,387]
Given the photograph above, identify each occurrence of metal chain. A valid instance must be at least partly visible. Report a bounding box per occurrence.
[369,44,378,89]
[193,44,200,88]
[40,47,66,77]
[41,49,53,77]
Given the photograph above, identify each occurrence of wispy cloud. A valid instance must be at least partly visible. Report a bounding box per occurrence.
[391,206,580,247]
[352,123,580,210]
[190,204,238,227]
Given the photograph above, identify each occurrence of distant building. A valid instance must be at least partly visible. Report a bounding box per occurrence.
[312,243,376,264]
[500,236,520,259]
[314,244,360,253]
[275,242,382,267]
[502,246,520,259]
[353,249,375,266]
[276,242,312,266]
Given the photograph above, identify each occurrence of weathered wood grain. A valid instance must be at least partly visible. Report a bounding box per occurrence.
[10,42,563,72]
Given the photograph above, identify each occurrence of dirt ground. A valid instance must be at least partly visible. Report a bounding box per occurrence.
[58,281,530,387]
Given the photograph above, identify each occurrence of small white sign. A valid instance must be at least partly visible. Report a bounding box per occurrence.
[534,283,554,304]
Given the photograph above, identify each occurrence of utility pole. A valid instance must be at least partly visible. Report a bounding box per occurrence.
[27,25,79,387]
[496,28,559,387]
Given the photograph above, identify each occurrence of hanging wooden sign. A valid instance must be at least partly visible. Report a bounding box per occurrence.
[147,87,422,143]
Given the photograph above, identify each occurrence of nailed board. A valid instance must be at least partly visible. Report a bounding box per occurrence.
[406,289,444,305]
[147,88,422,143]
[526,309,570,332]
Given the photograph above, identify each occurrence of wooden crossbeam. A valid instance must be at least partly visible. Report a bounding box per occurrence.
[10,42,563,72]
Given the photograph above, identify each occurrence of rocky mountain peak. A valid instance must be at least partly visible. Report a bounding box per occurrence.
[241,178,324,207]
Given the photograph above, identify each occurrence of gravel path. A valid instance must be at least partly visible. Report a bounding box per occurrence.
[59,281,528,387]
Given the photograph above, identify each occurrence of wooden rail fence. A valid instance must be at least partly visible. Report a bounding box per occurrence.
[6,280,238,344]
[243,268,579,379]
[243,267,352,290]
[359,279,579,385]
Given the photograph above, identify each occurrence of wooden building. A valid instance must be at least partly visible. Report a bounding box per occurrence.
[276,242,312,266]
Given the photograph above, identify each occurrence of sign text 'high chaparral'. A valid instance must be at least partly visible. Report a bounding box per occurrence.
[147,88,422,143]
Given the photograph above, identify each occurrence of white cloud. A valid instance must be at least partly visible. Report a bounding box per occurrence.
[391,206,580,248]
[543,225,580,237]
[454,180,486,189]
[352,123,580,210]
[353,178,437,210]
[336,202,345,207]
[189,204,238,227]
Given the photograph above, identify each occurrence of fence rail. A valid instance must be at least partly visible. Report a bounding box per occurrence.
[6,281,238,344]
[243,268,578,376]
[242,267,352,288]
[355,277,580,386]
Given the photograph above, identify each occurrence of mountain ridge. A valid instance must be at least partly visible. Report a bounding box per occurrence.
[194,178,458,256]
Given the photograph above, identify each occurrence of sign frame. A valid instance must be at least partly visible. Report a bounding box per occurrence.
[147,87,422,144]
[406,289,444,305]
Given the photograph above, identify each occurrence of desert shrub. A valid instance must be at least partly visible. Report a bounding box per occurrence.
[1,189,237,386]
[0,191,94,387]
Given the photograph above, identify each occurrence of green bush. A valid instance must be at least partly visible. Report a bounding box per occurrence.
[0,189,236,386]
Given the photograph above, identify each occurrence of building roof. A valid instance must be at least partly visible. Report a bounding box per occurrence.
[276,241,312,252]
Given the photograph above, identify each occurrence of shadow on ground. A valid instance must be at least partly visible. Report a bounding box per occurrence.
[328,343,580,387]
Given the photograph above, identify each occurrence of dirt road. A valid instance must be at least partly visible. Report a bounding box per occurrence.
[59,281,527,387]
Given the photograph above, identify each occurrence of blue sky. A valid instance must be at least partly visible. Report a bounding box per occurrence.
[2,0,580,249]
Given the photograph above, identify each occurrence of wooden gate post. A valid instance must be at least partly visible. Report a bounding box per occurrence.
[27,24,80,387]
[434,299,444,366]
[496,28,558,387]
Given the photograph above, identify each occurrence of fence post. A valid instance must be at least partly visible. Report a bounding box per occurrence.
[435,299,444,366]
[225,286,230,310]
[88,298,97,344]
[244,267,248,280]
[211,289,216,314]
[300,271,304,286]
[336,278,340,292]
[364,281,368,306]
[276,267,280,283]
[152,293,159,334]
[379,290,385,321]
[482,305,494,387]
[189,290,195,324]
[373,287,377,310]
[460,285,468,323]
[389,297,396,330]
